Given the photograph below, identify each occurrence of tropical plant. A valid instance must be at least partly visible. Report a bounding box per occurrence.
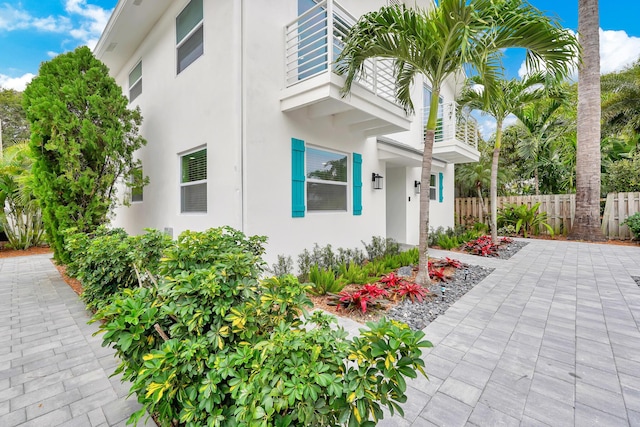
[602,152,640,193]
[396,282,429,303]
[623,212,640,240]
[361,236,400,261]
[458,73,555,243]
[270,254,294,277]
[497,202,554,237]
[568,0,606,241]
[95,227,432,426]
[464,235,500,257]
[601,60,640,139]
[308,264,347,295]
[65,227,171,310]
[22,46,147,262]
[0,142,46,249]
[336,0,578,284]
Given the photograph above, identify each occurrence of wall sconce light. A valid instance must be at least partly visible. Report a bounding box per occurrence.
[372,173,384,190]
[414,180,421,194]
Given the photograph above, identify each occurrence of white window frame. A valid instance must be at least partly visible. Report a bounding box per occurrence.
[179,147,207,214]
[306,146,349,213]
[176,0,204,74]
[429,174,437,201]
[128,61,142,102]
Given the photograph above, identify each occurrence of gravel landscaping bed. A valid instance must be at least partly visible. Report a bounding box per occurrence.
[386,239,526,330]
[388,264,494,330]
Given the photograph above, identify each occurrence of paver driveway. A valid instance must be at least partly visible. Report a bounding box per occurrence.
[0,254,154,427]
[1,239,640,426]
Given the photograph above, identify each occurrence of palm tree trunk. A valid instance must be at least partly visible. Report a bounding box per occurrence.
[534,167,540,196]
[477,184,488,221]
[416,91,440,286]
[490,121,503,243]
[568,0,606,241]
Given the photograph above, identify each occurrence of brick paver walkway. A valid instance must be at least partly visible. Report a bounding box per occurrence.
[1,239,640,426]
[0,254,154,427]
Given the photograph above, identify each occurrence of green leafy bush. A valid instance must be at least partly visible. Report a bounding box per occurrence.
[65,227,171,310]
[623,212,640,240]
[94,227,431,427]
[497,203,554,238]
[362,236,400,261]
[270,254,294,276]
[309,265,347,295]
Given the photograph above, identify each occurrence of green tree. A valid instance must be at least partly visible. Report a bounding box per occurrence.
[336,0,578,284]
[569,0,606,240]
[0,142,46,249]
[458,73,552,243]
[22,46,146,262]
[602,153,640,193]
[0,88,30,152]
[601,59,640,140]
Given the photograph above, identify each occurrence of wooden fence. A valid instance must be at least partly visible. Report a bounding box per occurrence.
[455,192,640,240]
[601,192,640,239]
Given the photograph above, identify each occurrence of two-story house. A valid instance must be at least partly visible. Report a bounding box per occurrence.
[94,0,480,264]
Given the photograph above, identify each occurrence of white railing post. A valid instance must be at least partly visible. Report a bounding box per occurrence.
[326,0,334,66]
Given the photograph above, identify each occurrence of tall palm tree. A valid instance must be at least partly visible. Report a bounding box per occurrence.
[458,73,551,243]
[336,0,578,284]
[568,0,606,240]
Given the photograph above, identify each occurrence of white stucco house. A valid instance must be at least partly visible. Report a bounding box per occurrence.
[94,0,479,264]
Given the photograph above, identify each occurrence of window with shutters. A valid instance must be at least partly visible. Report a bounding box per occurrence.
[306,147,348,212]
[128,61,142,102]
[176,0,203,74]
[429,174,437,201]
[180,148,207,213]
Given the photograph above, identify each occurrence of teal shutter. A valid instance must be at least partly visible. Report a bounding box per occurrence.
[353,153,362,215]
[292,139,306,217]
[438,172,444,203]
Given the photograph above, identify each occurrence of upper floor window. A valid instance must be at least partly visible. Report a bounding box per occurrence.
[180,147,207,213]
[128,61,142,102]
[176,0,203,74]
[306,147,348,212]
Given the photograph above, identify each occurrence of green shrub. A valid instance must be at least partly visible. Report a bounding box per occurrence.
[623,212,640,240]
[436,235,460,250]
[497,203,554,238]
[94,227,431,427]
[270,254,294,276]
[337,262,369,285]
[65,227,171,310]
[362,236,400,261]
[309,265,346,295]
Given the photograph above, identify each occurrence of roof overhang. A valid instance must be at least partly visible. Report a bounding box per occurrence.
[94,0,173,76]
[377,137,446,169]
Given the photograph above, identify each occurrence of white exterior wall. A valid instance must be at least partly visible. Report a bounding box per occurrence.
[102,0,467,266]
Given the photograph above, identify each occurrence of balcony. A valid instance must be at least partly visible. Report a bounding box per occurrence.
[280,0,411,136]
[423,103,480,164]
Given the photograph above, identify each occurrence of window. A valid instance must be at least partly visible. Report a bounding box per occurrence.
[306,147,348,211]
[176,0,203,74]
[128,61,142,102]
[429,174,437,201]
[130,166,143,203]
[180,148,207,213]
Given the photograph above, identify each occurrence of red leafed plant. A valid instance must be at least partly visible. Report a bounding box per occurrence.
[380,272,403,289]
[429,266,448,282]
[444,257,463,269]
[396,282,429,303]
[464,235,499,257]
[500,236,514,244]
[337,284,388,313]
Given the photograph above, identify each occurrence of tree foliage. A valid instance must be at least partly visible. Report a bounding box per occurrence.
[0,88,30,149]
[22,46,146,262]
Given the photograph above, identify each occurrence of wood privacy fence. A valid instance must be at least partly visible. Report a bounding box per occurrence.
[455,192,640,240]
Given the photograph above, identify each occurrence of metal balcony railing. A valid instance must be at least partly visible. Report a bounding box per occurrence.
[284,0,398,105]
[422,103,478,149]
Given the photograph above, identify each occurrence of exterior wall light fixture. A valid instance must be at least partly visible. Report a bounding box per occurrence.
[372,173,384,190]
[414,180,421,194]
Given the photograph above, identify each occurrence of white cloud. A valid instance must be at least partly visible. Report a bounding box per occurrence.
[46,51,58,58]
[64,0,111,49]
[0,4,71,33]
[0,73,35,91]
[475,113,518,140]
[518,28,640,78]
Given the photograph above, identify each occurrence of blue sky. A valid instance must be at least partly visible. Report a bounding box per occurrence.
[1,0,639,96]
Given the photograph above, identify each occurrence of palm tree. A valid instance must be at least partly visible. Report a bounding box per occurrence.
[456,155,492,220]
[336,0,578,284]
[601,60,640,140]
[568,0,606,240]
[458,73,552,243]
[514,97,568,195]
